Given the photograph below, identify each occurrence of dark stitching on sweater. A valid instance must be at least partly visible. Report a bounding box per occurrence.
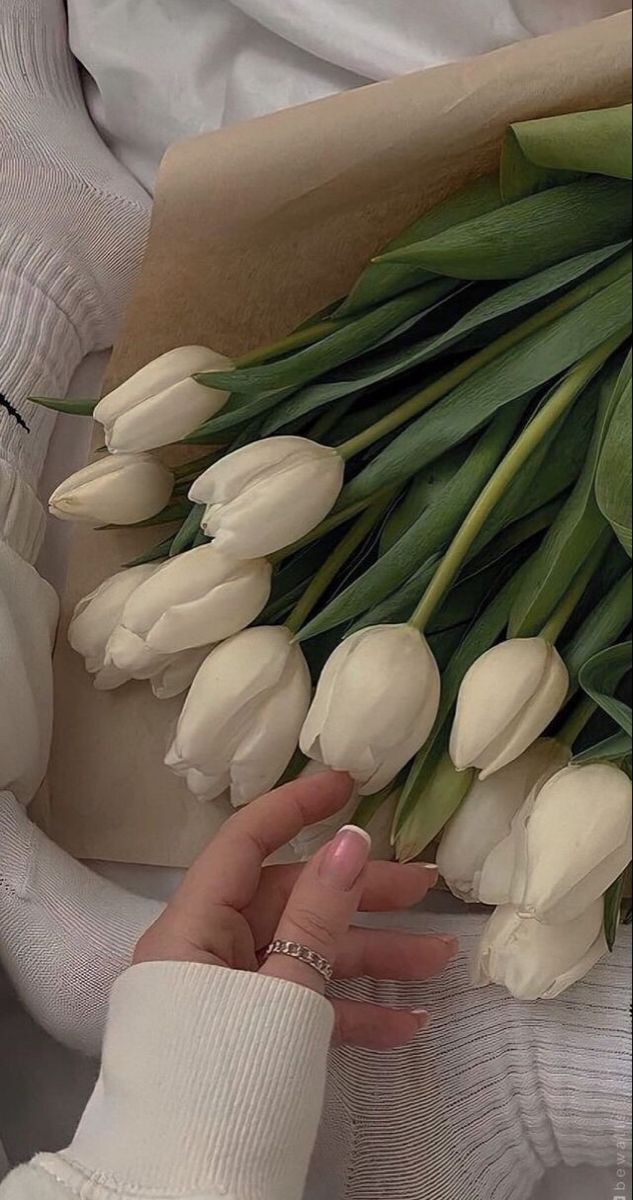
[0,392,30,432]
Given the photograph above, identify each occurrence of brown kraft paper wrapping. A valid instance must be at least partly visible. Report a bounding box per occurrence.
[37,13,632,866]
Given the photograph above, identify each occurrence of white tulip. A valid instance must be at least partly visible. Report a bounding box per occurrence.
[300,624,441,796]
[105,544,271,677]
[450,638,569,779]
[150,646,211,701]
[189,436,345,558]
[166,626,312,807]
[438,739,571,904]
[94,347,232,453]
[68,564,158,689]
[291,761,397,862]
[507,762,632,925]
[49,454,173,526]
[472,902,608,1000]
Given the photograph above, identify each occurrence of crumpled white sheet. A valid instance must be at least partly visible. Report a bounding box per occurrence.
[67,0,627,193]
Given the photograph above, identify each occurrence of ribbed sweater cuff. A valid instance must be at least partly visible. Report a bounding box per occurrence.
[41,961,334,1200]
[0,228,87,488]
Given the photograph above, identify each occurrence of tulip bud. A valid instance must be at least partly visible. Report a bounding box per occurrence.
[438,739,571,903]
[291,762,397,862]
[450,638,569,779]
[189,436,345,558]
[94,347,232,453]
[166,626,312,807]
[150,646,211,701]
[49,454,174,527]
[105,545,271,678]
[472,902,608,1000]
[508,762,632,925]
[300,624,441,796]
[68,564,158,689]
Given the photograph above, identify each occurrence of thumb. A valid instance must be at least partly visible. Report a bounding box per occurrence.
[259,825,371,994]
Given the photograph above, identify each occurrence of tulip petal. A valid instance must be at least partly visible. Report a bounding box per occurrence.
[190,436,335,504]
[514,763,633,924]
[229,651,311,807]
[49,454,173,526]
[69,564,158,674]
[473,901,607,1000]
[439,739,572,904]
[95,348,225,422]
[477,646,569,778]
[450,639,550,771]
[301,625,440,794]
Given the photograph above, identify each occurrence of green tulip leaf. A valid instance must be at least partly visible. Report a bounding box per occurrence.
[595,355,633,556]
[29,396,97,416]
[604,870,631,952]
[502,105,633,202]
[264,242,627,434]
[379,444,472,555]
[509,357,629,637]
[341,265,632,509]
[579,641,633,737]
[378,178,632,280]
[573,731,633,767]
[196,279,456,403]
[563,570,633,690]
[296,401,525,642]
[338,174,502,317]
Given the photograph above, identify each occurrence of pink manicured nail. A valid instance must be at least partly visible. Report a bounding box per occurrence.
[319,825,371,891]
[411,1008,431,1028]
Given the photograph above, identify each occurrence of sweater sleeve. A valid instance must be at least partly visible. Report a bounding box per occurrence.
[1,962,334,1200]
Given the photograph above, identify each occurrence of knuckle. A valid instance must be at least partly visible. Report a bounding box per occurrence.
[287,904,335,952]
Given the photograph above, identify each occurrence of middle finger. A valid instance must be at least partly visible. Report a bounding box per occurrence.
[333,927,459,980]
[246,860,439,946]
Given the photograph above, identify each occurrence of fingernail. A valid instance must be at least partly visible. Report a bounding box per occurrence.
[438,935,460,953]
[414,863,439,880]
[320,825,371,891]
[411,1008,431,1028]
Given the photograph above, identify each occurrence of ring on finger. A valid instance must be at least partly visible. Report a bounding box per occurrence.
[260,939,334,984]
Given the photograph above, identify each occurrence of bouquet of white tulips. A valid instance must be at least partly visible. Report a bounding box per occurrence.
[36,104,633,1000]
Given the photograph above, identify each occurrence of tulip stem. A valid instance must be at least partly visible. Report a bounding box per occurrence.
[408,332,629,633]
[235,319,343,369]
[336,252,631,463]
[539,530,613,645]
[558,696,597,749]
[286,496,393,635]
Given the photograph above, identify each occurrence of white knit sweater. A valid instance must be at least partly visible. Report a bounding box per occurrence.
[1,3,631,1199]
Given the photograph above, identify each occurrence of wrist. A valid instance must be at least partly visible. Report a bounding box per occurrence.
[58,961,334,1200]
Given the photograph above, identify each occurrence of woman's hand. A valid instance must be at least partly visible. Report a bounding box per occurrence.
[134,770,458,1049]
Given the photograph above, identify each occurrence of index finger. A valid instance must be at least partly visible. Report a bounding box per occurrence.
[172,770,354,915]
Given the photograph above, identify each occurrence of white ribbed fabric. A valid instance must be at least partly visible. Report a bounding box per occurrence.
[0,0,150,491]
[0,793,162,1056]
[316,915,632,1200]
